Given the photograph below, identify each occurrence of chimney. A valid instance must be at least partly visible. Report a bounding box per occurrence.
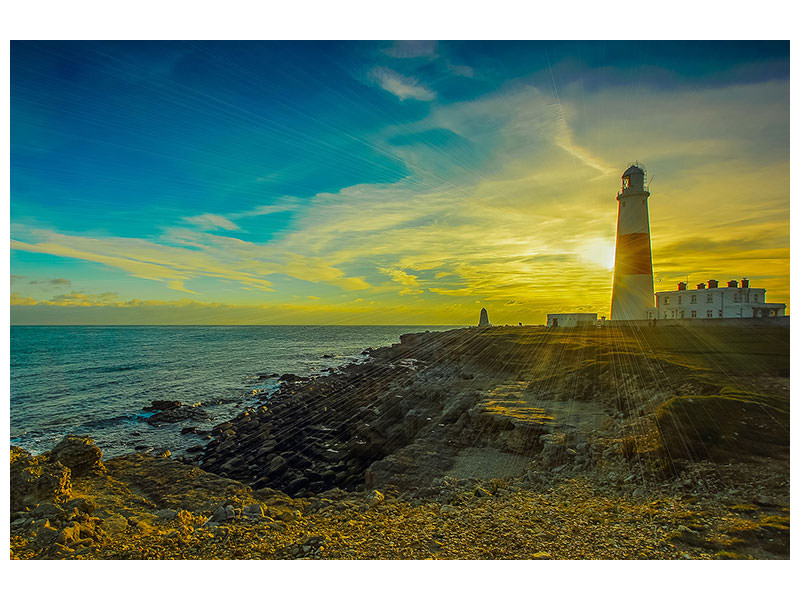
[727,280,739,288]
[708,279,719,289]
[697,283,706,289]
[741,278,750,288]
[677,282,687,291]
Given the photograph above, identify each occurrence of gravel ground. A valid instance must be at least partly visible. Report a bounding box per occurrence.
[11,477,788,560]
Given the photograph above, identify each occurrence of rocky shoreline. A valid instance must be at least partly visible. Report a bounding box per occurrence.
[10,325,790,559]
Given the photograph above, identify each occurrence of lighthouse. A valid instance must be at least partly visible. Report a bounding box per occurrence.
[610,164,654,320]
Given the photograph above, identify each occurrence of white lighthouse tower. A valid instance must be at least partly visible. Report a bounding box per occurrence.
[610,164,655,321]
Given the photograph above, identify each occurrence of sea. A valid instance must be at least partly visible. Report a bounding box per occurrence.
[10,325,452,458]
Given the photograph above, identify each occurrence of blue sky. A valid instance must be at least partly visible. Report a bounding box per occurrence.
[10,41,790,324]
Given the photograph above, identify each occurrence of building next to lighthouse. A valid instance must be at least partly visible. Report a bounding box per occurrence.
[610,164,655,321]
[647,278,785,320]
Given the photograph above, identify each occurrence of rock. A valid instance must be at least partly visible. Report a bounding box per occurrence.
[181,427,200,435]
[441,392,479,424]
[48,435,105,477]
[64,497,97,515]
[58,523,81,545]
[753,495,776,507]
[473,486,491,498]
[285,476,310,495]
[155,508,179,521]
[145,400,182,411]
[35,522,60,545]
[210,504,236,523]
[278,374,307,383]
[440,505,457,515]
[366,490,384,507]
[404,408,432,437]
[102,514,128,535]
[32,501,67,521]
[268,455,288,476]
[10,446,72,511]
[539,433,569,468]
[147,405,210,424]
[242,503,266,520]
[135,520,154,535]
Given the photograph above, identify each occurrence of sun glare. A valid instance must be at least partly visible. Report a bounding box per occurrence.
[577,238,616,271]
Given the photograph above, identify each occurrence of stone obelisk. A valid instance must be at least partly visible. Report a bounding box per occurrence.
[478,307,490,327]
[610,164,655,320]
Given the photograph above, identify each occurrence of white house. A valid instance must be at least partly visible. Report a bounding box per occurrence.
[547,313,598,328]
[646,278,785,320]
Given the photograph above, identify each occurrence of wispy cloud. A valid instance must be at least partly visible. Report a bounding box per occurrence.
[183,213,240,231]
[27,278,72,286]
[369,67,435,102]
[383,41,438,59]
[379,266,423,295]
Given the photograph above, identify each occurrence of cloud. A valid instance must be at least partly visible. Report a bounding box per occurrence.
[379,267,419,288]
[46,291,120,306]
[383,41,438,59]
[11,234,275,293]
[446,62,474,78]
[27,278,72,286]
[183,213,240,231]
[10,292,37,306]
[369,67,435,101]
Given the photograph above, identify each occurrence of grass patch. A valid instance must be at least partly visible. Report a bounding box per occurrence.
[654,393,789,462]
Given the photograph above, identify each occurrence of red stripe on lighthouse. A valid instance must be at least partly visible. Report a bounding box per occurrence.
[614,233,652,275]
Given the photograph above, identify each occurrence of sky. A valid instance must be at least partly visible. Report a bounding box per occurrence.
[9,40,790,325]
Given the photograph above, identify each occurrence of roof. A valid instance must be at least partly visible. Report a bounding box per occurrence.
[623,164,644,176]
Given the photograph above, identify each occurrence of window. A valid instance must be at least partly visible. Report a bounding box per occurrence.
[707,310,713,318]
[691,295,696,304]
[691,310,696,318]
[664,297,670,305]
[677,296,682,304]
[707,294,713,303]
[754,295,760,303]
[733,293,740,303]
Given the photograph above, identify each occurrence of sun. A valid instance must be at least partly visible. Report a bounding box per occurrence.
[576,237,616,271]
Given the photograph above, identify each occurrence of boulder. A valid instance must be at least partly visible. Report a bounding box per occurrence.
[48,435,105,477]
[10,446,72,511]
[101,514,128,535]
[210,504,236,523]
[155,508,179,521]
[64,497,97,515]
[146,400,182,411]
[32,501,67,521]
